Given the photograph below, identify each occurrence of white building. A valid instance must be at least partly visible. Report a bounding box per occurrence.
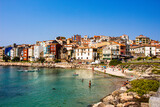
[145,46,156,56]
[156,46,160,57]
[28,46,34,61]
[130,45,156,57]
[10,49,14,60]
[34,45,43,60]
[103,44,120,60]
[99,35,110,42]
[75,47,97,62]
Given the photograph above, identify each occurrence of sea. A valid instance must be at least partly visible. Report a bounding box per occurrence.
[0,66,126,107]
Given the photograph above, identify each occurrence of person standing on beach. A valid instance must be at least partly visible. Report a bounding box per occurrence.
[89,80,91,88]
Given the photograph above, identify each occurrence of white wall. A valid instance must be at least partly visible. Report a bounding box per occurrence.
[145,47,156,56]
[76,48,93,60]
[34,46,43,59]
[10,49,14,59]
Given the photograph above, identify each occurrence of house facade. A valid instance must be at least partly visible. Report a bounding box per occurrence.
[75,47,97,62]
[34,45,43,60]
[0,47,4,62]
[130,45,156,57]
[136,35,150,45]
[28,46,34,61]
[103,44,120,61]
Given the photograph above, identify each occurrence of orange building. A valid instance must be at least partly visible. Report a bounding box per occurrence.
[50,43,61,59]
[23,48,28,61]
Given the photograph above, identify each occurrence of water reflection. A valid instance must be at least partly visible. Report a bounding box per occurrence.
[0,66,127,107]
[75,69,93,79]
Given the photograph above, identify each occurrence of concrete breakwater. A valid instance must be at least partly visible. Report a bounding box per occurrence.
[0,62,93,69]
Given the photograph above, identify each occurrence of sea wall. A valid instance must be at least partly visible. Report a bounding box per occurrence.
[0,62,93,69]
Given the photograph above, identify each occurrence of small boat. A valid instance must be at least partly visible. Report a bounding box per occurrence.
[73,73,79,76]
[17,69,40,72]
[17,70,24,72]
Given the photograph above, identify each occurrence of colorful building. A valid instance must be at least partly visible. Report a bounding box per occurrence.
[34,45,43,60]
[0,47,4,62]
[75,47,97,62]
[50,42,62,59]
[136,35,150,45]
[28,46,34,61]
[23,48,28,61]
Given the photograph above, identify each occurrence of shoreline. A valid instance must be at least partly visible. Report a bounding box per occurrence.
[0,62,140,107]
[0,62,134,78]
[1,62,159,106]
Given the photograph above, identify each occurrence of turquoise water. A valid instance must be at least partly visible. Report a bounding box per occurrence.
[0,66,126,107]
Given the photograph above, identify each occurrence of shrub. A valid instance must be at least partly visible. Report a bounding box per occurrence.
[3,55,10,62]
[137,57,143,61]
[109,59,122,66]
[152,56,157,59]
[152,69,160,74]
[128,79,160,96]
[54,59,61,63]
[11,57,20,62]
[38,57,45,63]
[146,57,152,60]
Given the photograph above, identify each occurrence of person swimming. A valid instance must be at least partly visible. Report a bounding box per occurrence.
[82,79,84,82]
[89,80,91,88]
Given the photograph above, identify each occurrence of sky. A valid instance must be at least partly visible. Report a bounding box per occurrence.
[0,0,160,46]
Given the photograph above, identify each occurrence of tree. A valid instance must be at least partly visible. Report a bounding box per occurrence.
[3,55,10,62]
[11,57,20,62]
[38,57,45,63]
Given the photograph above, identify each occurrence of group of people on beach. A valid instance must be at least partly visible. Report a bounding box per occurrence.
[122,80,130,86]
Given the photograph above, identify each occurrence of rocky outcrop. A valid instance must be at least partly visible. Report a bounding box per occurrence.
[92,84,156,107]
[117,64,159,74]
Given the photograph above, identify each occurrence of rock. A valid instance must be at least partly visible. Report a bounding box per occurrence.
[126,84,132,89]
[143,94,150,98]
[149,91,157,97]
[52,88,56,90]
[117,103,123,107]
[120,93,134,103]
[123,102,140,107]
[97,102,106,107]
[141,103,149,107]
[92,102,102,107]
[120,87,128,91]
[105,104,114,107]
[102,95,114,104]
[112,90,125,97]
[127,92,140,99]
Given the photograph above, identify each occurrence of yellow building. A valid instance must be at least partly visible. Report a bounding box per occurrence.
[136,35,150,45]
[0,47,4,62]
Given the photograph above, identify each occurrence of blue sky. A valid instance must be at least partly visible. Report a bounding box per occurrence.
[0,0,160,46]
